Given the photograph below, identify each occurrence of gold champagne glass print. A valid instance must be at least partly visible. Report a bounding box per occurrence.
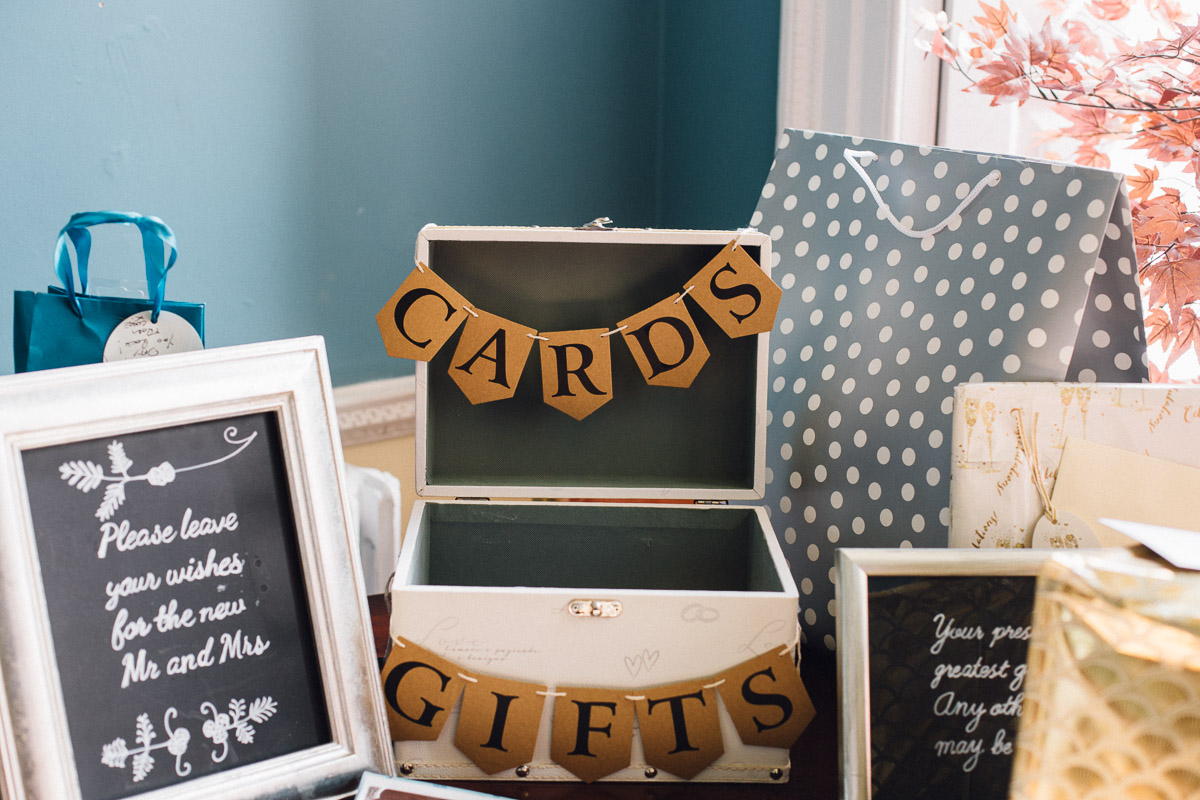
[963,396,979,461]
[1075,387,1092,438]
[1059,386,1075,446]
[983,401,996,465]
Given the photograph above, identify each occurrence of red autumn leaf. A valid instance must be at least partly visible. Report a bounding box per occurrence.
[1086,0,1133,20]
[1137,204,1191,245]
[1128,164,1161,204]
[973,0,1013,36]
[1143,257,1200,322]
[1146,306,1173,348]
[975,54,1032,104]
[1165,305,1200,370]
[1073,143,1111,168]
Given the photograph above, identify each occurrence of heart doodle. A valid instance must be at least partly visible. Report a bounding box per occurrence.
[624,653,644,677]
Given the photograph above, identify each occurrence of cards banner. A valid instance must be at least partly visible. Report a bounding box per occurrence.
[381,636,813,783]
[376,241,781,419]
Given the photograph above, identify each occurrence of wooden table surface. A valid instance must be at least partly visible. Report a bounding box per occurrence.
[368,595,840,799]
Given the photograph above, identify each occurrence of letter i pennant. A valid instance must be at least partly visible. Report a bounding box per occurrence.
[376,265,469,361]
[380,636,465,742]
[550,686,634,783]
[716,646,815,749]
[687,241,782,338]
[454,674,547,774]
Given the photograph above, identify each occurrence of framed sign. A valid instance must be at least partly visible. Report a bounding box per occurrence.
[836,548,1047,800]
[0,338,391,799]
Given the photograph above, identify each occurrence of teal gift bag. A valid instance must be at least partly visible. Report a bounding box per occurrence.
[13,211,205,372]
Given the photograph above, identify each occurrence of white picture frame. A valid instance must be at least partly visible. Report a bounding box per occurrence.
[835,548,1050,800]
[0,337,391,799]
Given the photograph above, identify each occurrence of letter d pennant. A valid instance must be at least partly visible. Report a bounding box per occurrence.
[379,636,465,742]
[618,295,709,389]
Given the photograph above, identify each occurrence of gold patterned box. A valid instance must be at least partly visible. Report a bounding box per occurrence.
[949,383,1200,549]
[1010,549,1200,800]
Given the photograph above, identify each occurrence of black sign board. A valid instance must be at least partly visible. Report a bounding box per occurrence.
[836,549,1045,800]
[21,411,330,799]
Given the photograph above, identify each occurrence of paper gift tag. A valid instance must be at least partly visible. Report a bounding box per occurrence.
[634,680,724,780]
[103,310,203,362]
[447,310,536,404]
[550,686,634,783]
[716,647,815,749]
[1030,510,1101,549]
[376,265,469,361]
[618,295,710,388]
[379,637,466,742]
[538,329,613,421]
[453,673,546,774]
[686,241,781,338]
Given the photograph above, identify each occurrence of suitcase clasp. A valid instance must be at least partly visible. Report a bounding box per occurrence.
[568,599,622,618]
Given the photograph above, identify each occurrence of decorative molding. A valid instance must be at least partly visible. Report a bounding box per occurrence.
[333,375,416,446]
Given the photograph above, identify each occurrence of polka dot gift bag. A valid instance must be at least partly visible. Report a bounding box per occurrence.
[752,130,1146,652]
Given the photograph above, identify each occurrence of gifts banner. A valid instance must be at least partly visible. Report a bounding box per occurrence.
[375,240,781,420]
[379,636,815,783]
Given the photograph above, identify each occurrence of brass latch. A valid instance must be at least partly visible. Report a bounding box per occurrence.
[568,599,622,618]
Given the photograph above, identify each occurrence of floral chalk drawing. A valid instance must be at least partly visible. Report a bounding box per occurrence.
[58,426,257,521]
[101,707,191,782]
[201,696,278,763]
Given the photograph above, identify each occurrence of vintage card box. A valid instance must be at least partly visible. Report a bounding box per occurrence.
[388,225,801,783]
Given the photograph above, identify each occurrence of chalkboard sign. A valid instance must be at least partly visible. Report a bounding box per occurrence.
[836,549,1047,800]
[0,339,390,800]
[22,411,329,799]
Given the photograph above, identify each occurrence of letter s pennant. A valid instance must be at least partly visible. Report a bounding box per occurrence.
[716,646,815,749]
[380,636,465,741]
[687,241,782,338]
[376,265,469,361]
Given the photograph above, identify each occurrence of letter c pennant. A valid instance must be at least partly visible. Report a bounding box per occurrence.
[376,265,469,361]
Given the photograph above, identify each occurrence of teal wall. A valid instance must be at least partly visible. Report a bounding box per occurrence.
[0,1,779,385]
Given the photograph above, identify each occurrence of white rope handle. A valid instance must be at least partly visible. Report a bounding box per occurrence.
[843,149,1001,239]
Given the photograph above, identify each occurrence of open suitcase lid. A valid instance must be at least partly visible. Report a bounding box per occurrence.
[412,224,773,500]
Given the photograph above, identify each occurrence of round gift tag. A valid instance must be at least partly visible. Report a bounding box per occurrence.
[103,310,203,362]
[1030,510,1100,549]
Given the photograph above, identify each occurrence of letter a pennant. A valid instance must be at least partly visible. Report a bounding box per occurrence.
[448,309,536,404]
[687,241,782,338]
[550,686,634,783]
[716,646,815,749]
[539,329,613,421]
[635,679,724,779]
[618,295,709,388]
[376,265,469,361]
[453,673,547,774]
[379,636,465,742]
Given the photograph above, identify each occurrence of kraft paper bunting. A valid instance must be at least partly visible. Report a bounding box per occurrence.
[618,295,710,389]
[716,647,816,749]
[453,673,547,775]
[380,637,466,742]
[448,309,537,405]
[383,636,814,782]
[539,329,613,421]
[634,680,725,780]
[376,264,469,361]
[686,241,782,338]
[550,686,636,783]
[375,239,782,418]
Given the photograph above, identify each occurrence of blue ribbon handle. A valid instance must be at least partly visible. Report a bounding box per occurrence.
[53,211,178,322]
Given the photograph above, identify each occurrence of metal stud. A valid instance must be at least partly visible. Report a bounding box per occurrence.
[399,763,415,775]
[770,768,785,781]
[644,767,658,779]
[515,765,530,778]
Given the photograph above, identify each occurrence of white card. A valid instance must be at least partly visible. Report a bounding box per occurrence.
[1099,518,1200,572]
[103,310,203,362]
